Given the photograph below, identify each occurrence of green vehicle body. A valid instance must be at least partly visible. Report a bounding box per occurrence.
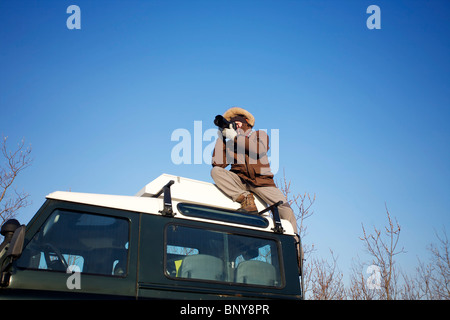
[0,175,303,300]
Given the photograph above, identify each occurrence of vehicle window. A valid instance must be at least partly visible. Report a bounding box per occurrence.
[17,210,129,277]
[177,203,269,228]
[165,225,283,287]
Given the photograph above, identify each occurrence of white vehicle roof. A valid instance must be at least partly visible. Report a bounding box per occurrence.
[46,174,295,235]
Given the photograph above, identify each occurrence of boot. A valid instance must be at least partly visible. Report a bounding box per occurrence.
[236,193,258,214]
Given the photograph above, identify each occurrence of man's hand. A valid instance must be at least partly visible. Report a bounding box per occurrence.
[222,124,237,140]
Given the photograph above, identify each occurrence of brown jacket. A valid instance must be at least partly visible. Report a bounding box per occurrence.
[212,130,276,187]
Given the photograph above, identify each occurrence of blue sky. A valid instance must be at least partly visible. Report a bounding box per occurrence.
[1,0,449,282]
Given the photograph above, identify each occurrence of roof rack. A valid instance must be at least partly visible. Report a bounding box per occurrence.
[258,201,285,234]
[152,180,175,217]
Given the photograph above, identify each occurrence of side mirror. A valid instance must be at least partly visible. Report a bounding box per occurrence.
[0,219,21,256]
[0,223,25,287]
[7,225,26,259]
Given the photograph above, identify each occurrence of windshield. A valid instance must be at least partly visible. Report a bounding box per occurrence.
[17,210,129,276]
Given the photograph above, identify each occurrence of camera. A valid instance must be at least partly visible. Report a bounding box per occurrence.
[214,115,237,130]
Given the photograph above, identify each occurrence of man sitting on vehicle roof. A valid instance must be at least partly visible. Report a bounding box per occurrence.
[211,107,298,239]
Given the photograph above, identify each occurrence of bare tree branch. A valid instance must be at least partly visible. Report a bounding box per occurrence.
[309,249,346,300]
[277,168,316,254]
[0,135,33,226]
[354,204,405,300]
[276,170,448,300]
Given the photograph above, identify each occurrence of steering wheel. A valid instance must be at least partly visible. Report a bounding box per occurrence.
[43,243,69,271]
